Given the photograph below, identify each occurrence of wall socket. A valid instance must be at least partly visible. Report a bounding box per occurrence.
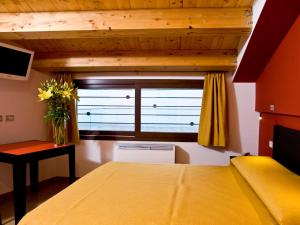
[5,115,15,122]
[269,140,273,149]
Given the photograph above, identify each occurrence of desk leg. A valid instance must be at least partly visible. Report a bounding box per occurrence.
[68,147,76,183]
[30,161,39,192]
[13,161,26,224]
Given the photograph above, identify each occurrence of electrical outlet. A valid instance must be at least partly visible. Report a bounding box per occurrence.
[0,115,2,122]
[269,140,273,149]
[5,115,15,122]
[270,104,275,112]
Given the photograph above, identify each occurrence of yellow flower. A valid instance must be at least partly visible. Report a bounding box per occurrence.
[38,89,52,101]
[61,90,72,99]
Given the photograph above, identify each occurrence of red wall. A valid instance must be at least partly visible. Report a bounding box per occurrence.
[258,113,300,156]
[256,16,300,156]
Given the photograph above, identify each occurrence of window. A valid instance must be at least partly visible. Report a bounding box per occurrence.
[140,88,202,133]
[75,79,203,142]
[77,89,135,131]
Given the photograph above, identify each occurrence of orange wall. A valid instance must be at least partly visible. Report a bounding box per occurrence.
[256,16,300,155]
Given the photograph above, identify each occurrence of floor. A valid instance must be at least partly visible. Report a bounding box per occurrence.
[0,177,70,225]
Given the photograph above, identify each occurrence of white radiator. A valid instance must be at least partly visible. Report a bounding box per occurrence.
[113,143,175,164]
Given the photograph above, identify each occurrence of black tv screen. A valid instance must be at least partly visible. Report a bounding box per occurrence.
[0,43,34,80]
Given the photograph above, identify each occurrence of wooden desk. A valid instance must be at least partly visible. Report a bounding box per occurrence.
[0,140,75,224]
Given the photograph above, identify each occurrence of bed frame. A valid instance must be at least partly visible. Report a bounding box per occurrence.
[273,125,300,175]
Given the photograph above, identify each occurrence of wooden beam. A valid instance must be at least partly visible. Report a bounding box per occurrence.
[0,8,252,39]
[32,50,236,72]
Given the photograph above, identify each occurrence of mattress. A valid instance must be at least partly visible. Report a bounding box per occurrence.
[18,157,300,225]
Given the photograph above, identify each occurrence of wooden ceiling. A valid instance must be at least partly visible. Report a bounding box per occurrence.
[0,0,253,72]
[0,0,254,11]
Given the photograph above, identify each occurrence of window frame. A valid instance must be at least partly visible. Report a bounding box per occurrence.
[75,79,204,142]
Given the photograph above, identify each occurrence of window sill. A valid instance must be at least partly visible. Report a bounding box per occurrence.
[79,131,197,142]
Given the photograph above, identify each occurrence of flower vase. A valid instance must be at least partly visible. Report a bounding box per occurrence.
[52,119,67,146]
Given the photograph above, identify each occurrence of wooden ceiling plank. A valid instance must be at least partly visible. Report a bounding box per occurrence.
[76,0,106,10]
[180,36,215,50]
[33,50,236,72]
[183,0,253,7]
[50,0,81,11]
[34,50,238,58]
[0,3,9,13]
[236,0,254,7]
[25,0,58,12]
[0,8,252,40]
[138,37,153,50]
[153,0,170,8]
[0,0,32,12]
[129,0,170,9]
[128,0,144,9]
[195,0,237,8]
[164,37,181,50]
[183,0,197,8]
[220,35,241,49]
[210,35,224,49]
[169,0,183,8]
[13,34,242,52]
[115,0,131,9]
[100,0,130,10]
[0,0,254,12]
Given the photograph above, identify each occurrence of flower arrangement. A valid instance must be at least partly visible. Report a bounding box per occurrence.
[38,79,79,145]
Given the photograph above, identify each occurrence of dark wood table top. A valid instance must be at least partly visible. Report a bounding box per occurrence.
[0,140,73,156]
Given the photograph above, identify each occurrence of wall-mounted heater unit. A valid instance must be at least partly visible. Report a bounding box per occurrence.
[113,143,175,164]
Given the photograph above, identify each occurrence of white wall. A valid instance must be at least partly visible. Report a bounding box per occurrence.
[0,70,58,194]
[0,71,260,193]
[56,72,259,178]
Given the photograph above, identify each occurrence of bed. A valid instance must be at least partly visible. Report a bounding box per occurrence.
[18,126,300,225]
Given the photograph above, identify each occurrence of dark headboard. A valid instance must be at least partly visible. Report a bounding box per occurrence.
[273,125,300,175]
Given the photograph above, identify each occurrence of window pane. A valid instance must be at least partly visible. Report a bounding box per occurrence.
[141,89,202,133]
[77,89,135,131]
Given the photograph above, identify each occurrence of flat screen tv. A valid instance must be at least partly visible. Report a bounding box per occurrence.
[0,42,34,81]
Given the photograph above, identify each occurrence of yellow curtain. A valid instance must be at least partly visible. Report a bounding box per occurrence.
[54,72,80,144]
[198,73,227,147]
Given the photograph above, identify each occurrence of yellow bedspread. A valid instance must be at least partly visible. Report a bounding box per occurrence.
[18,161,277,225]
[19,162,276,225]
